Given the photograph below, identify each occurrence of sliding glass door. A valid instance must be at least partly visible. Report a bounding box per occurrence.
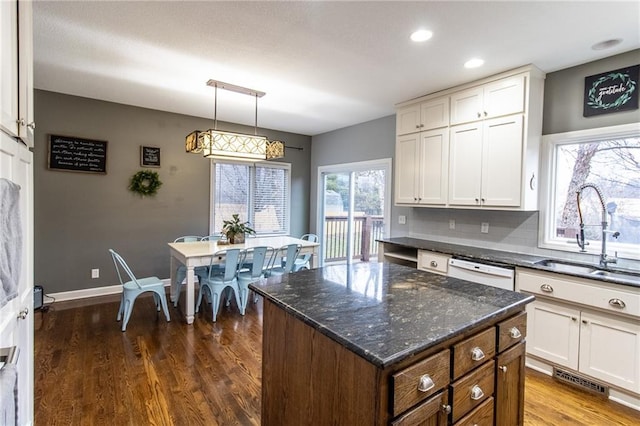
[318,159,391,266]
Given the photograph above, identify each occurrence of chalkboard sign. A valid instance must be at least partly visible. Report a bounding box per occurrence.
[141,145,161,167]
[48,135,108,174]
[584,65,639,117]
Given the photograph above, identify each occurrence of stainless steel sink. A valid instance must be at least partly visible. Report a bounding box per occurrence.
[533,259,640,285]
[533,259,597,275]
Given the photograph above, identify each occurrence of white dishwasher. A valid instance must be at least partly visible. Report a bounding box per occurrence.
[447,258,515,290]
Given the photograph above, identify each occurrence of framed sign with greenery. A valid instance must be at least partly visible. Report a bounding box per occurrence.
[583,65,638,117]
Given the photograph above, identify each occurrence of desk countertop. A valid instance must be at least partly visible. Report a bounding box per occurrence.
[250,262,533,368]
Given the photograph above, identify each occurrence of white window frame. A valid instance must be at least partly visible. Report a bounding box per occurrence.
[538,122,640,260]
[210,159,291,236]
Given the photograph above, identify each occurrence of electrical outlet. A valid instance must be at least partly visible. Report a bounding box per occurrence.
[398,215,406,225]
[91,268,99,279]
[481,222,489,233]
[449,219,455,230]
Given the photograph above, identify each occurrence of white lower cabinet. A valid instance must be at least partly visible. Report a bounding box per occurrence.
[517,268,640,396]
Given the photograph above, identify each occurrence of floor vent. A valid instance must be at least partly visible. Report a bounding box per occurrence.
[553,367,609,397]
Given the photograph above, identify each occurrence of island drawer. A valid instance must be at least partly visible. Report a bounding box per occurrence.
[449,360,495,423]
[452,327,496,380]
[453,396,494,426]
[393,349,451,416]
[417,251,450,275]
[391,389,449,426]
[497,311,527,352]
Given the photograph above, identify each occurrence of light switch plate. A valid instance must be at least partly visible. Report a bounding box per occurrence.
[449,219,455,230]
[481,222,489,233]
[398,215,406,225]
[91,268,99,279]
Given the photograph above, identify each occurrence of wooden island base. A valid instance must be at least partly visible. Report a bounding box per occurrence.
[261,299,528,425]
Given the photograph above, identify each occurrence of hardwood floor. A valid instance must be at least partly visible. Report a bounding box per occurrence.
[35,294,640,425]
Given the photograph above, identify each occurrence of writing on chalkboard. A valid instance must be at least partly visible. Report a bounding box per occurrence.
[141,145,161,167]
[48,135,108,174]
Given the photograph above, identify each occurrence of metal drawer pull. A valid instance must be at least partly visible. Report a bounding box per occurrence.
[499,366,507,373]
[609,298,626,309]
[430,260,438,268]
[509,327,522,339]
[470,385,484,400]
[540,284,554,293]
[417,374,435,392]
[471,347,485,361]
[442,404,452,414]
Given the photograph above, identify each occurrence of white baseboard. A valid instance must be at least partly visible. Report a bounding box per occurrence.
[46,279,171,302]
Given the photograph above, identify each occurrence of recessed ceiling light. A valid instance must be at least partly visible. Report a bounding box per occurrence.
[410,30,433,42]
[464,58,485,69]
[591,39,623,50]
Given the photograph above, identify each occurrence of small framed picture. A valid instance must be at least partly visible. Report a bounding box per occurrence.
[141,145,161,167]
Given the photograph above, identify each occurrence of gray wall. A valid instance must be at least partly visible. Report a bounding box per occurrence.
[309,115,402,235]
[309,50,640,266]
[543,49,640,134]
[34,90,311,293]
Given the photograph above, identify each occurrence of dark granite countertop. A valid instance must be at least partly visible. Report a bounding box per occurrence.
[378,237,640,288]
[250,262,533,369]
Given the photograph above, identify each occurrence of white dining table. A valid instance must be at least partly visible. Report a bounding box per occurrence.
[168,236,320,324]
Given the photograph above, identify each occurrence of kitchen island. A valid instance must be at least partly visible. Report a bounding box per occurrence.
[250,261,534,425]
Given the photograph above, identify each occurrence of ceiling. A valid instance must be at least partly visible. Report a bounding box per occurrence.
[33,1,640,137]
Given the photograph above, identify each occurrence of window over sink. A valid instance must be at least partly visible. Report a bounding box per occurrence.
[210,160,290,236]
[539,123,640,261]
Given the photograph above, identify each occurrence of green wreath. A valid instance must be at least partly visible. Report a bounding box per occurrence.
[129,170,162,196]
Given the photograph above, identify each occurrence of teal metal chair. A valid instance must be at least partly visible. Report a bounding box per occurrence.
[236,246,271,314]
[109,249,170,332]
[173,236,206,307]
[195,248,243,322]
[268,244,302,277]
[292,233,318,272]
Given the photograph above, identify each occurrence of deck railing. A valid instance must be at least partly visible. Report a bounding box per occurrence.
[323,215,385,262]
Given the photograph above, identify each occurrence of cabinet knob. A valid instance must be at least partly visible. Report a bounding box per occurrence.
[470,385,485,400]
[483,111,488,117]
[27,122,36,130]
[475,198,479,203]
[18,307,29,320]
[509,327,522,339]
[441,404,452,414]
[571,316,577,321]
[416,125,420,129]
[477,112,481,118]
[499,365,507,373]
[540,284,554,293]
[609,298,626,309]
[430,260,438,268]
[481,198,485,203]
[582,319,588,325]
[471,347,485,361]
[417,374,435,392]
[16,118,25,126]
[420,124,424,128]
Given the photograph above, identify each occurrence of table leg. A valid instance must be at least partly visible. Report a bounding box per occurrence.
[185,266,195,324]
[311,246,319,268]
[170,255,178,304]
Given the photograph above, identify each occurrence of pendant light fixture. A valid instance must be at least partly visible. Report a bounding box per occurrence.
[185,79,285,160]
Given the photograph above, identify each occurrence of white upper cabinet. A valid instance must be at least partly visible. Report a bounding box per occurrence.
[450,75,525,125]
[394,65,544,210]
[395,128,449,206]
[396,96,449,135]
[1,0,34,146]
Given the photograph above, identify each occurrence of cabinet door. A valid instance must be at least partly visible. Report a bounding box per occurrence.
[1,0,19,137]
[450,86,483,125]
[397,104,421,135]
[579,310,640,393]
[525,299,580,369]
[420,97,449,130]
[395,133,420,204]
[495,342,526,426]
[17,0,33,146]
[481,115,523,207]
[418,128,449,205]
[483,75,525,119]
[449,122,482,206]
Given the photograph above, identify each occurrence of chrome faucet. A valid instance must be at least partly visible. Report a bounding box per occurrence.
[576,184,619,268]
